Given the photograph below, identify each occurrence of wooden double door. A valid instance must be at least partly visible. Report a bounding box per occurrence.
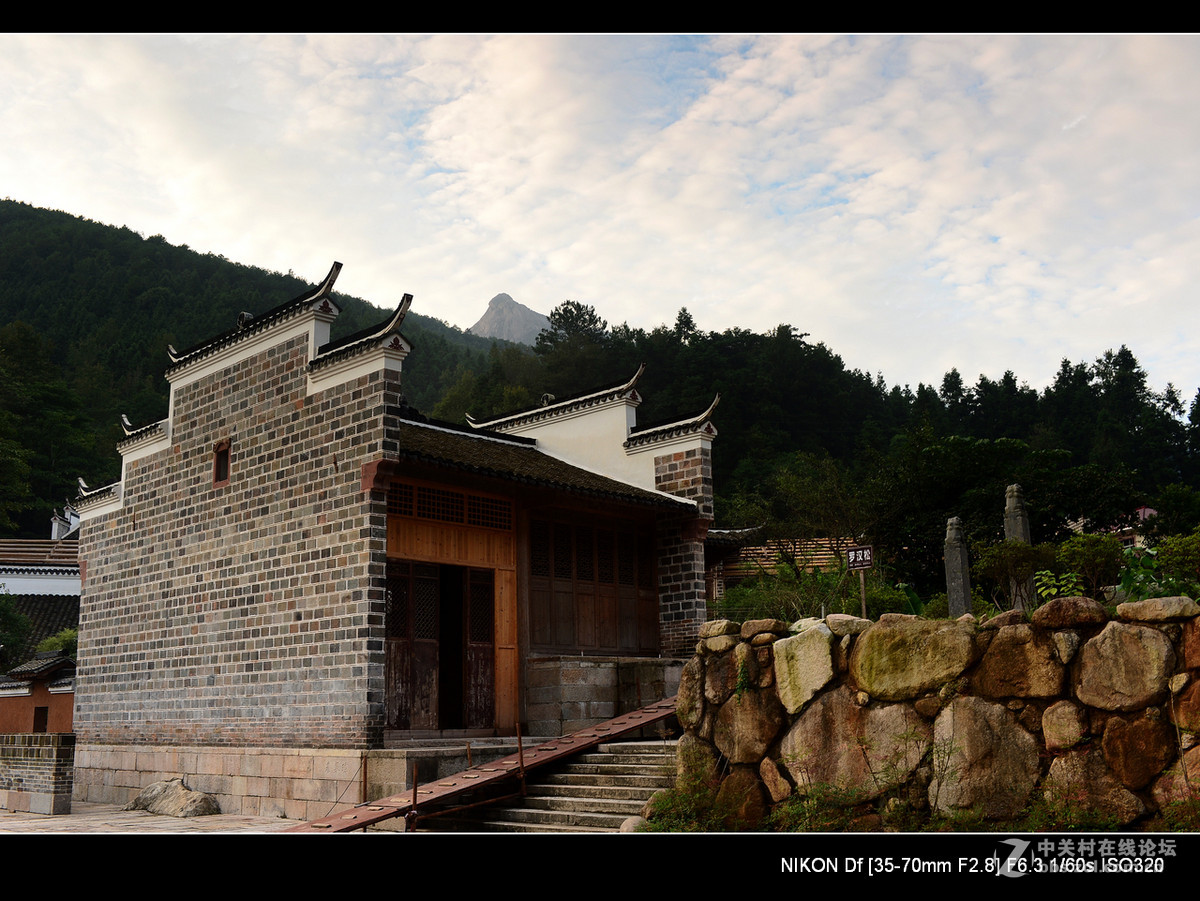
[385,560,495,731]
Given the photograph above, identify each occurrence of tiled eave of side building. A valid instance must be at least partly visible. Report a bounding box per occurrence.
[0,539,79,569]
[465,363,646,433]
[379,409,697,512]
[623,394,720,451]
[0,539,81,597]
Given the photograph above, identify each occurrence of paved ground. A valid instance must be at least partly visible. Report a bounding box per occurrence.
[0,801,301,833]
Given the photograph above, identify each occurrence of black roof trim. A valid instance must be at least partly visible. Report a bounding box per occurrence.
[624,394,720,449]
[393,416,691,510]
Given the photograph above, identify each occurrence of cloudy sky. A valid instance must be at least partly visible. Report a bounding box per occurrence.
[3,34,1199,399]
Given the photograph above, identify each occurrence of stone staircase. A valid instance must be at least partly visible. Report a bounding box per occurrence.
[416,739,678,833]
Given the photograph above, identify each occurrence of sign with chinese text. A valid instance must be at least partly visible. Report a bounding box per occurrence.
[847,545,873,570]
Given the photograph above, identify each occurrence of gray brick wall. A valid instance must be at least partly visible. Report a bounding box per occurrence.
[76,334,398,749]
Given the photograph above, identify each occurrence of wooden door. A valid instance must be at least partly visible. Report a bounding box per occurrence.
[385,561,440,730]
[464,567,495,730]
[386,560,496,731]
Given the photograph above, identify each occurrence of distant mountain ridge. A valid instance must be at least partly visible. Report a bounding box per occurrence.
[468,293,550,346]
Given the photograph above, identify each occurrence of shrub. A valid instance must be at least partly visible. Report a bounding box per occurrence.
[715,557,919,623]
[1055,534,1122,600]
[1155,531,1200,593]
[768,783,871,832]
[972,540,1056,611]
[641,749,731,832]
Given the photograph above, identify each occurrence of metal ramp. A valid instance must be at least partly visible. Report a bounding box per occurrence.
[285,696,678,833]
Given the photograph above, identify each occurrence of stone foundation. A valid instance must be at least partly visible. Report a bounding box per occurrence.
[526,656,683,736]
[72,739,536,821]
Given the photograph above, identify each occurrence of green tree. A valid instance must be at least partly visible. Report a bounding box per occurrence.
[0,591,32,670]
[534,300,609,355]
[35,627,77,658]
[1055,534,1123,600]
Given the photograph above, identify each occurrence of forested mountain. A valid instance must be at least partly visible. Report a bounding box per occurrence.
[3,199,1199,600]
[0,200,499,538]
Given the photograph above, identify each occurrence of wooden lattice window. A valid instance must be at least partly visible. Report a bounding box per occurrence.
[388,481,512,532]
[528,516,659,655]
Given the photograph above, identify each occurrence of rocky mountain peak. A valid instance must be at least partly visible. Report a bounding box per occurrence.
[468,293,551,346]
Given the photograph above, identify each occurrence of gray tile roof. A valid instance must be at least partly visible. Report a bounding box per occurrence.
[392,411,693,510]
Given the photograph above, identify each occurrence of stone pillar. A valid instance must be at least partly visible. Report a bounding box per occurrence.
[1004,484,1034,612]
[1004,484,1031,544]
[944,517,971,618]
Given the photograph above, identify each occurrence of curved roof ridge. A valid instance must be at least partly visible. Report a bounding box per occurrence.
[624,393,720,448]
[167,261,344,370]
[309,293,413,370]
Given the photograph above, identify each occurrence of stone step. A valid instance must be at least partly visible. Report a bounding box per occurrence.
[421,738,677,833]
[520,793,649,814]
[536,772,672,790]
[547,764,672,780]
[427,802,633,831]
[529,782,663,801]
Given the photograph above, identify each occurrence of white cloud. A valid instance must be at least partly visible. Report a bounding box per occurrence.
[2,33,1200,399]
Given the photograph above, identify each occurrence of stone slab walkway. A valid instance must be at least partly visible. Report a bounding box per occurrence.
[0,801,300,833]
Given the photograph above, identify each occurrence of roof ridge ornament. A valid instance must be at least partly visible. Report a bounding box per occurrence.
[306,261,343,305]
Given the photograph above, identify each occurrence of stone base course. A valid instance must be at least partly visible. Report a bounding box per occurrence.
[73,738,558,821]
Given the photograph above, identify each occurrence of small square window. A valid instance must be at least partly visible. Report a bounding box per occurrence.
[213,440,231,487]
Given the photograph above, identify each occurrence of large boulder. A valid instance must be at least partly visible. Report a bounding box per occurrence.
[773,621,835,714]
[779,685,930,801]
[715,765,769,831]
[1150,745,1200,809]
[1169,679,1200,734]
[1101,715,1177,790]
[929,696,1040,820]
[676,655,705,731]
[1182,618,1200,669]
[713,672,786,764]
[1116,596,1200,622]
[1043,747,1147,826]
[125,778,220,817]
[849,619,977,701]
[1076,622,1177,711]
[972,623,1064,698]
[1030,596,1109,629]
[1042,700,1087,753]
